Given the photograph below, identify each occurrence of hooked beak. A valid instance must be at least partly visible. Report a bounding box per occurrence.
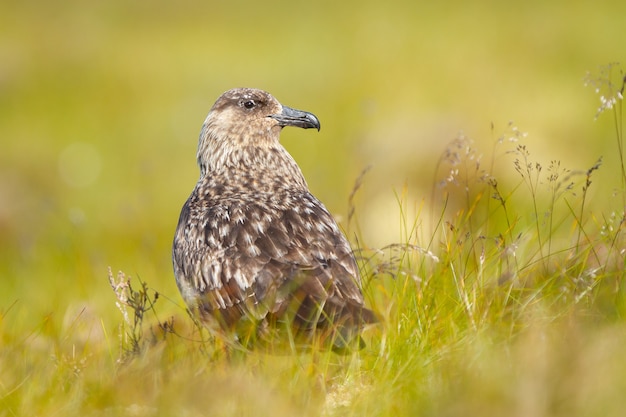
[269,105,321,131]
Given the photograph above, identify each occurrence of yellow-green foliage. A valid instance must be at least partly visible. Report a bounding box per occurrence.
[2,1,626,416]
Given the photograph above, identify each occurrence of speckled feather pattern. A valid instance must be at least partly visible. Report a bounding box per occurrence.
[172,88,374,342]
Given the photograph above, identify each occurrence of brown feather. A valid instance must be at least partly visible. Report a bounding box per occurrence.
[172,88,376,348]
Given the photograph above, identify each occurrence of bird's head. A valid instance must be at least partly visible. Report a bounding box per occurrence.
[197,88,320,175]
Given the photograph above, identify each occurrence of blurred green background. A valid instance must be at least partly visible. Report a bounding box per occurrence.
[1,0,624,327]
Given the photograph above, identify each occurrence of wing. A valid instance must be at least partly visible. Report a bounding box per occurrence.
[172,190,368,329]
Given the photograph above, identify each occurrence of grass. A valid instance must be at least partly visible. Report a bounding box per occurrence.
[2,64,625,417]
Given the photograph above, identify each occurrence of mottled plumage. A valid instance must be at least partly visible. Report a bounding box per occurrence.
[173,88,375,348]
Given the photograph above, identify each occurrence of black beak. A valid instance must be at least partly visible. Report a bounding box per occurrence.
[269,106,321,131]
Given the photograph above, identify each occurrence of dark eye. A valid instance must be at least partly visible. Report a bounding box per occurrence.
[243,100,256,109]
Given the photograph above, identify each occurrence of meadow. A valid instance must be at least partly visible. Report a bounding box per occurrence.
[2,1,626,416]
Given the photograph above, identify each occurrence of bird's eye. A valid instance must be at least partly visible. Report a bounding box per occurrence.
[242,100,256,109]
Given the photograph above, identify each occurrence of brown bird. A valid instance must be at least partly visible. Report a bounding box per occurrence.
[172,88,376,350]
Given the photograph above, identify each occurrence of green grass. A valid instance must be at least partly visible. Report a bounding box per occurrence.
[2,65,625,417]
[2,1,626,414]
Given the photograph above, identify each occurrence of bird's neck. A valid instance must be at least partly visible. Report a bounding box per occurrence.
[198,143,309,193]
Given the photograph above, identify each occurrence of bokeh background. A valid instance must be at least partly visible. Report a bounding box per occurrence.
[1,0,624,327]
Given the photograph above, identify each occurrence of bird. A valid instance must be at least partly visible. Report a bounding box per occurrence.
[172,88,376,350]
